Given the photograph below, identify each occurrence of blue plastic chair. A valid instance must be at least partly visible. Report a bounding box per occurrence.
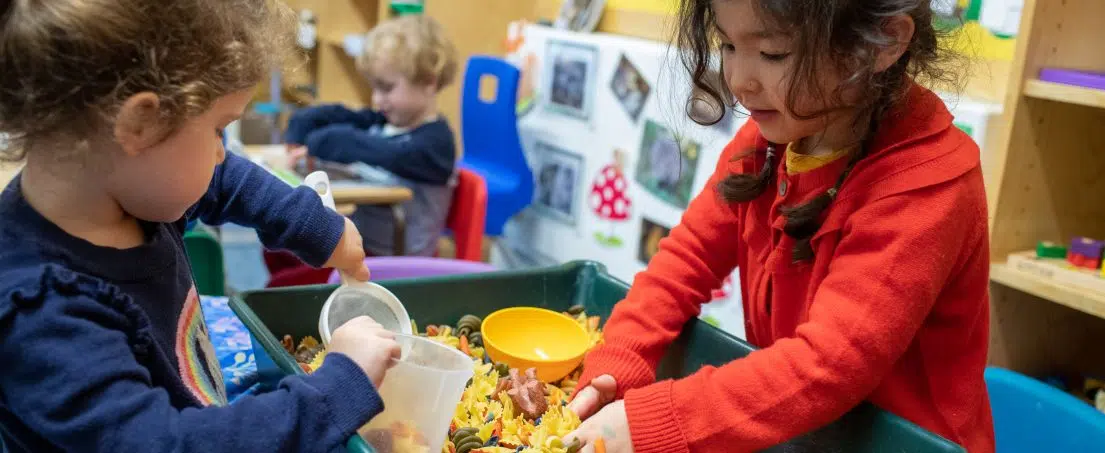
[985,366,1105,452]
[459,55,534,236]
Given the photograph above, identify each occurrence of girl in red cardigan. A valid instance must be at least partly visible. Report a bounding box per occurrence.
[564,1,995,452]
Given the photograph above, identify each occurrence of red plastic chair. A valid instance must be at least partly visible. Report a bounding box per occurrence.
[263,250,333,288]
[446,168,487,262]
[264,169,487,287]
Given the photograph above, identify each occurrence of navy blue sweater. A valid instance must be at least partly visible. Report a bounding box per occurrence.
[284,104,456,185]
[0,153,383,452]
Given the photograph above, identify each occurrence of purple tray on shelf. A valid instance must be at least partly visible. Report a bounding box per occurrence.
[1039,68,1105,90]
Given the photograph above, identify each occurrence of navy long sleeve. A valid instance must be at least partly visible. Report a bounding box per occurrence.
[285,103,456,185]
[284,103,458,255]
[305,121,455,185]
[0,268,381,453]
[285,104,386,146]
[188,151,345,267]
[0,154,383,452]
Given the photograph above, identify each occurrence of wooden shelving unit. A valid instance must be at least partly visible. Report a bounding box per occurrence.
[271,0,388,108]
[987,0,1105,378]
[990,263,1105,320]
[1023,79,1105,109]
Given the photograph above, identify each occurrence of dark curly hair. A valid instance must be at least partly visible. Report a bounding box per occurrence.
[0,0,299,160]
[677,0,962,261]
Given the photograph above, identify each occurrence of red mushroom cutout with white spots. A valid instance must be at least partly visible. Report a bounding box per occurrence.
[591,149,632,247]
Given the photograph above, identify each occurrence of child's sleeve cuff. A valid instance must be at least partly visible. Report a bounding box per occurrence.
[574,343,656,400]
[624,381,691,453]
[301,352,385,439]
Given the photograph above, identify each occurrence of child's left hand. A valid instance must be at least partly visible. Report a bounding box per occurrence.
[564,400,635,453]
[324,217,371,281]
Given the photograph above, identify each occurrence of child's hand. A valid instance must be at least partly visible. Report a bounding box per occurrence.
[286,145,308,169]
[324,217,371,282]
[568,374,618,420]
[327,316,401,388]
[564,400,634,453]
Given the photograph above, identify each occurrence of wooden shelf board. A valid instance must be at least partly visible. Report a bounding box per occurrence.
[1023,79,1105,109]
[991,262,1105,320]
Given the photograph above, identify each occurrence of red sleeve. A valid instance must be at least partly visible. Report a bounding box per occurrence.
[574,123,758,399]
[621,178,984,453]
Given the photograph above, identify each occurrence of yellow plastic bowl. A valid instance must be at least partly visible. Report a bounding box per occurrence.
[481,307,591,382]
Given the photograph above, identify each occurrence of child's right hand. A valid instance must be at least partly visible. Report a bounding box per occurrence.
[568,374,618,420]
[327,316,401,388]
[286,145,308,169]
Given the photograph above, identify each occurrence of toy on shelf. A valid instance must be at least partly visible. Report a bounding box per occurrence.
[1039,68,1105,91]
[1067,237,1105,270]
[1006,243,1105,295]
[1035,241,1067,259]
[389,0,425,16]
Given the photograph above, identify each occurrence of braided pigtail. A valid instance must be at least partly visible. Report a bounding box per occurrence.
[717,143,779,203]
[779,147,863,262]
[780,98,889,262]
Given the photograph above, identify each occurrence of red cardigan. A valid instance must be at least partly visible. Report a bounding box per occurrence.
[576,84,995,453]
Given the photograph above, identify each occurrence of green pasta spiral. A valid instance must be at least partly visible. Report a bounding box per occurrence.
[456,315,482,336]
[451,427,483,453]
[455,314,484,347]
[467,330,483,347]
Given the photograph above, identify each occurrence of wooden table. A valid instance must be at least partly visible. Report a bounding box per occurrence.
[331,183,412,256]
[336,204,356,216]
[329,183,412,207]
[242,145,413,255]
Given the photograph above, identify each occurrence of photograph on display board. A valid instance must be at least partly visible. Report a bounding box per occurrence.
[610,54,651,122]
[638,217,673,265]
[532,141,584,225]
[635,119,702,209]
[554,0,607,33]
[545,40,599,120]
